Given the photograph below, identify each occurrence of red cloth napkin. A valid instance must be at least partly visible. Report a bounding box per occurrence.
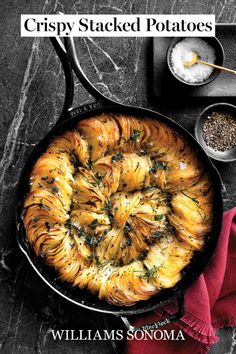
[125,208,236,354]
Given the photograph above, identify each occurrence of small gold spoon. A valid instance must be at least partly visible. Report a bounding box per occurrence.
[183,51,236,75]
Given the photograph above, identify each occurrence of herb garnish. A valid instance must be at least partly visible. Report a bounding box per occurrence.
[45,222,54,232]
[102,201,114,225]
[149,161,166,174]
[154,214,164,221]
[102,201,112,213]
[124,222,131,234]
[94,172,106,186]
[181,191,201,207]
[95,256,101,267]
[137,252,147,261]
[140,266,157,282]
[77,227,86,237]
[90,219,98,230]
[51,187,59,194]
[134,266,157,282]
[111,153,124,163]
[85,235,102,247]
[125,237,132,246]
[152,231,163,238]
[38,202,51,210]
[130,129,140,141]
[65,221,86,237]
[197,210,208,222]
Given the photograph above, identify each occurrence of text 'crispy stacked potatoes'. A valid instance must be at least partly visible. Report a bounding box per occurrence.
[23,114,213,306]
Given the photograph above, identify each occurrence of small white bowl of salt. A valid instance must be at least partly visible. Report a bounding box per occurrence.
[167,37,224,86]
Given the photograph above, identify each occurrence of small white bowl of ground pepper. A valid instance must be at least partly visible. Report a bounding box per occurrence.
[195,103,236,162]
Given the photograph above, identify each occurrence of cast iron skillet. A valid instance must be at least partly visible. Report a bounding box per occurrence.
[15,36,223,332]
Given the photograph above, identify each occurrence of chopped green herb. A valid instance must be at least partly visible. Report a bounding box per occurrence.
[65,221,86,237]
[152,231,163,238]
[125,237,132,246]
[197,210,208,222]
[154,214,164,221]
[90,219,98,230]
[95,256,101,267]
[41,176,48,181]
[51,186,59,194]
[85,235,101,247]
[181,191,201,207]
[124,222,131,234]
[130,129,140,141]
[77,227,86,237]
[149,161,166,174]
[140,266,157,282]
[94,172,106,186]
[137,252,147,261]
[38,203,51,211]
[94,172,103,180]
[65,221,73,231]
[111,153,124,163]
[102,201,112,213]
[45,221,54,232]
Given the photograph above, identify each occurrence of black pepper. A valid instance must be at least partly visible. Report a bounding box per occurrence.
[202,111,236,151]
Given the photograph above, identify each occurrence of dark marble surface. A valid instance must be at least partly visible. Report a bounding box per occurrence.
[0,0,235,353]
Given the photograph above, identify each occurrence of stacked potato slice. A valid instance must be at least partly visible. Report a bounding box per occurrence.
[23,114,213,306]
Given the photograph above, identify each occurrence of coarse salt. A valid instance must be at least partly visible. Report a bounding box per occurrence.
[170,38,216,83]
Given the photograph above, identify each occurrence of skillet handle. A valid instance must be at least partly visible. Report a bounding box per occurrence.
[64,37,115,105]
[120,296,184,332]
[50,37,74,119]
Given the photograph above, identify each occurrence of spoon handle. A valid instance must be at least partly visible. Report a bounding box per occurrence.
[197,60,236,75]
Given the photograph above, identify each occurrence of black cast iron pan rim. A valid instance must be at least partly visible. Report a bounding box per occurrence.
[15,37,223,321]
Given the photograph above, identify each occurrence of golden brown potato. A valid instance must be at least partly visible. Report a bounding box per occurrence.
[23,114,213,306]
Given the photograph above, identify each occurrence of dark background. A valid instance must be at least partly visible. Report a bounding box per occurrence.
[0,0,235,353]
